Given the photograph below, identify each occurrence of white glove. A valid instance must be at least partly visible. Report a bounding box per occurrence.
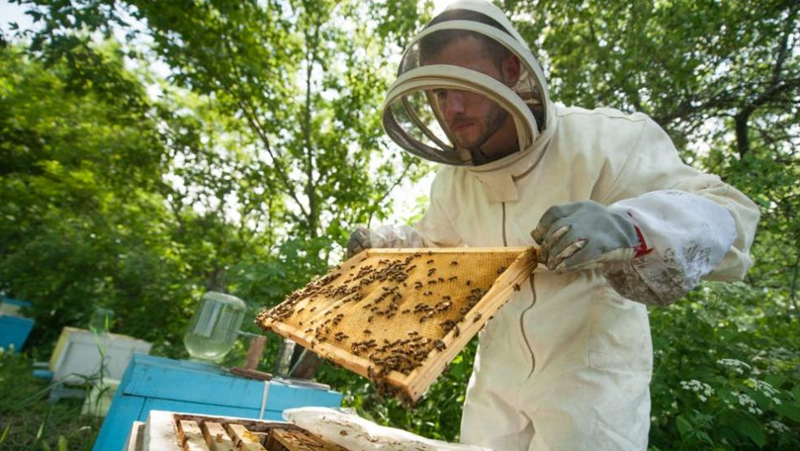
[345,225,426,258]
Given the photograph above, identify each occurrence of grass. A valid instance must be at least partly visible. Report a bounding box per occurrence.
[0,349,102,451]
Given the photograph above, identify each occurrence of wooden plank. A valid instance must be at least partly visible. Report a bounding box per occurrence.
[257,246,539,403]
[172,413,290,433]
[367,246,529,254]
[93,392,146,451]
[124,421,146,451]
[202,422,236,451]
[395,247,538,400]
[124,356,270,409]
[272,429,350,451]
[179,420,210,451]
[229,367,273,381]
[226,423,267,451]
[263,430,288,451]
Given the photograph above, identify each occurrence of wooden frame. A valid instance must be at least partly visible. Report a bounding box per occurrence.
[128,411,348,451]
[257,247,537,403]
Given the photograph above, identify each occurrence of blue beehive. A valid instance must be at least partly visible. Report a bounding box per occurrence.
[92,354,342,451]
[0,298,34,353]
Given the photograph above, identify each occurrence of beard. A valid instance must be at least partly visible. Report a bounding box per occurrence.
[456,104,509,153]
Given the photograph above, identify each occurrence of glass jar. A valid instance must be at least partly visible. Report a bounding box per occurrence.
[88,307,115,334]
[183,292,246,363]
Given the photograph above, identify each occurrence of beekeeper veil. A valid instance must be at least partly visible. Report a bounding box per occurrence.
[382,0,552,166]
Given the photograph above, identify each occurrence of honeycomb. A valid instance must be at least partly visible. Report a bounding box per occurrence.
[257,247,536,402]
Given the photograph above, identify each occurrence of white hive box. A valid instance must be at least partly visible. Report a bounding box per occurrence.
[50,327,152,384]
[81,377,121,417]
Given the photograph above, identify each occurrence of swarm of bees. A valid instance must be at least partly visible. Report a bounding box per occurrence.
[257,250,520,394]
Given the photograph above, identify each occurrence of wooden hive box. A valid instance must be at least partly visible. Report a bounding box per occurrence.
[127,410,350,451]
[257,247,537,403]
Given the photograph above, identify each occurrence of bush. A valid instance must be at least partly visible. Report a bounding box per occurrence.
[648,283,800,450]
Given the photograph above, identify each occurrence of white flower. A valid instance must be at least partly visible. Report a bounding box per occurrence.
[680,379,714,402]
[746,378,782,404]
[717,358,751,375]
[732,391,762,415]
[767,420,790,434]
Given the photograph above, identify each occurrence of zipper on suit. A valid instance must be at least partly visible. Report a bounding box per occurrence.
[501,202,537,378]
[522,275,537,378]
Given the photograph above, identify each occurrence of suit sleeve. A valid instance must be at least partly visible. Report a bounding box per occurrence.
[367,169,463,249]
[599,117,760,306]
[413,169,464,248]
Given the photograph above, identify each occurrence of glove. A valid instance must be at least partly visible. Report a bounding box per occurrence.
[531,201,644,272]
[346,226,374,258]
[345,225,427,258]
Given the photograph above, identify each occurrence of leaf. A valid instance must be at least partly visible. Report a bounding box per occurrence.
[734,413,766,448]
[0,423,9,445]
[775,403,800,423]
[676,414,692,439]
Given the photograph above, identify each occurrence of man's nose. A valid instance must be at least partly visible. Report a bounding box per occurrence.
[442,90,466,120]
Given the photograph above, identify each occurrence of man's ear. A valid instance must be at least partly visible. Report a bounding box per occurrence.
[502,54,521,86]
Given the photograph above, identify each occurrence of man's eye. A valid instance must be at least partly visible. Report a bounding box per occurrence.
[433,89,447,101]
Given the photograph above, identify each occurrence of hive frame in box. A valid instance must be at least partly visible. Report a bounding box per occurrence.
[258,247,538,403]
[127,410,348,451]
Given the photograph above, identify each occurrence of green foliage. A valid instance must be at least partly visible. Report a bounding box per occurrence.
[648,284,800,450]
[0,349,100,450]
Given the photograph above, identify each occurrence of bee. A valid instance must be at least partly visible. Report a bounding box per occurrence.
[513,283,521,291]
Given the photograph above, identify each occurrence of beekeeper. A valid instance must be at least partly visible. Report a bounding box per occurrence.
[346,1,760,450]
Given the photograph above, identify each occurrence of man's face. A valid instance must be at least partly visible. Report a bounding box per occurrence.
[424,36,519,157]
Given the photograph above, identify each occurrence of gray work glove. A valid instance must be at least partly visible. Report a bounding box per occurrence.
[346,226,374,258]
[531,201,641,272]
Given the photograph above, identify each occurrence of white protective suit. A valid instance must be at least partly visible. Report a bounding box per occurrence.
[371,1,761,450]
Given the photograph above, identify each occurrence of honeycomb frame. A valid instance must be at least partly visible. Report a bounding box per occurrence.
[257,247,537,403]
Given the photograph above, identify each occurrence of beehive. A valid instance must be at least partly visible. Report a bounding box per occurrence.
[127,410,349,451]
[257,247,537,403]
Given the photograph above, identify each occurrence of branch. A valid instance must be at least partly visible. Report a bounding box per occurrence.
[301,17,322,238]
[789,252,800,323]
[734,77,800,158]
[772,3,798,86]
[368,159,414,227]
[731,4,800,158]
[218,34,310,220]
